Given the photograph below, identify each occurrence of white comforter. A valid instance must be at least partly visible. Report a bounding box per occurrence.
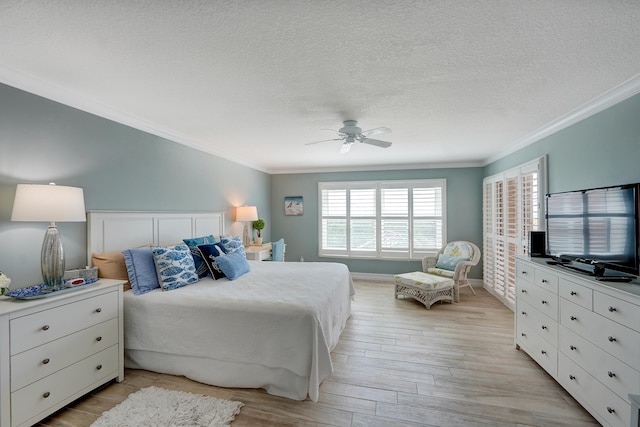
[123,261,354,401]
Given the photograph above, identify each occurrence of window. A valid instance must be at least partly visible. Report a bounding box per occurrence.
[483,156,546,310]
[319,179,446,260]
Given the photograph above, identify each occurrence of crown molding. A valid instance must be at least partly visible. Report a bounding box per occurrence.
[485,73,640,165]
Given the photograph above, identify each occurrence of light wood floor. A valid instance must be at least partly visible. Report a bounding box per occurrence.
[38,280,599,427]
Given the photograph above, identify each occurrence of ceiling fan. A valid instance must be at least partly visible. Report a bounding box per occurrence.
[306,120,392,153]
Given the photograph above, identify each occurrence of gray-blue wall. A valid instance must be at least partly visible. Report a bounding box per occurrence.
[270,168,484,277]
[0,83,271,287]
[484,93,640,193]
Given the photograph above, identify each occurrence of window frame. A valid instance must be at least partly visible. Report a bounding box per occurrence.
[318,179,446,260]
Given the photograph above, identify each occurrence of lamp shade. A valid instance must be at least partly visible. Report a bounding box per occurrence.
[236,205,258,222]
[11,183,86,222]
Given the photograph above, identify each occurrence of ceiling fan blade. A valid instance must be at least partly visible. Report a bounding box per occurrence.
[305,138,342,145]
[360,127,391,138]
[340,142,353,154]
[362,138,392,148]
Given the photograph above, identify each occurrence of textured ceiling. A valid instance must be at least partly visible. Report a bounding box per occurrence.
[1,1,640,173]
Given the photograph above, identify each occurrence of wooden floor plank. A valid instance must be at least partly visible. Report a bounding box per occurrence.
[37,280,598,426]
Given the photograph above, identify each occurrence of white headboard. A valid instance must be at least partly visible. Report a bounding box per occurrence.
[87,211,226,260]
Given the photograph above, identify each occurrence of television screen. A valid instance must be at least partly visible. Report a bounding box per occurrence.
[545,184,639,276]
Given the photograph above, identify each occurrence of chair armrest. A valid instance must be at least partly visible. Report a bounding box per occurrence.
[453,259,478,279]
[422,256,437,272]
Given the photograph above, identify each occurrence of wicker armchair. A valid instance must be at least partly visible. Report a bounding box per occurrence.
[422,241,481,302]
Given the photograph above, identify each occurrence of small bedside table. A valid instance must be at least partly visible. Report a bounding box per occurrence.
[245,243,273,261]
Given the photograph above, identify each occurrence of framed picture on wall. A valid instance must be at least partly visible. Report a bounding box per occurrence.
[284,196,303,216]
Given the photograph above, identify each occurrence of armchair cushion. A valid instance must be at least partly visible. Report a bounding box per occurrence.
[435,254,471,271]
[427,267,455,278]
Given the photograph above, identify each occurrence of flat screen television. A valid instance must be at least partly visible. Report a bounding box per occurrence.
[545,183,640,277]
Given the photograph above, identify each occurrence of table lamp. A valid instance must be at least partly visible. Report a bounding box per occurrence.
[236,205,258,247]
[11,183,86,288]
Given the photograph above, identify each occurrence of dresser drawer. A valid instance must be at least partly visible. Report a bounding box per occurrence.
[11,318,119,392]
[561,298,640,369]
[558,278,592,310]
[518,280,558,321]
[594,291,640,330]
[533,268,559,294]
[516,262,534,283]
[10,291,118,355]
[559,353,629,427]
[11,345,118,427]
[559,325,640,402]
[517,300,558,345]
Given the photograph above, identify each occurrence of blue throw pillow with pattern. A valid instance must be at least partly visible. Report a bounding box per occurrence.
[183,235,217,278]
[151,244,199,291]
[219,235,246,257]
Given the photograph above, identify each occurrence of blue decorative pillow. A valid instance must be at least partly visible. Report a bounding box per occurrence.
[183,235,217,278]
[435,254,470,271]
[122,247,161,295]
[215,251,250,281]
[197,243,228,279]
[151,244,199,291]
[219,235,245,256]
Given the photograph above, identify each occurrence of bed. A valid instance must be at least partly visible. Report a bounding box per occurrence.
[87,211,354,402]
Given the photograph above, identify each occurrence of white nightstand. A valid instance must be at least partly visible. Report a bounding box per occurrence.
[245,243,273,261]
[0,279,125,427]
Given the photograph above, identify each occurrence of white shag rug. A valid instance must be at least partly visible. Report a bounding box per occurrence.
[91,386,244,427]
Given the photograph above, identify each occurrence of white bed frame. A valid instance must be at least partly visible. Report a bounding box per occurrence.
[87,210,225,260]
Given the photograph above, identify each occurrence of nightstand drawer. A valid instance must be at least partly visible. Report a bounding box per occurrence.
[10,291,118,355]
[11,318,119,392]
[11,345,119,427]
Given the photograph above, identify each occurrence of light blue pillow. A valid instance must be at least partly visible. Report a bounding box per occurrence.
[122,247,160,295]
[183,235,217,278]
[435,254,470,271]
[215,251,251,280]
[151,244,199,291]
[271,238,285,262]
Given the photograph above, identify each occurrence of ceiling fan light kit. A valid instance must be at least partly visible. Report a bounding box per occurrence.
[306,120,392,153]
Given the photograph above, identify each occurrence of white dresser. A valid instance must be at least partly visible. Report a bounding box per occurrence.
[515,256,640,427]
[0,279,124,427]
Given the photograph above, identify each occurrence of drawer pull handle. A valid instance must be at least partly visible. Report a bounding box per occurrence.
[570,316,577,321]
[569,345,576,351]
[608,371,616,378]
[541,325,547,330]
[41,325,50,331]
[608,306,616,312]
[521,271,528,275]
[570,291,577,296]
[607,407,615,414]
[541,279,548,283]
[95,308,102,313]
[521,289,527,293]
[96,364,103,370]
[608,336,617,342]
[96,336,102,342]
[541,300,547,305]
[541,350,547,355]
[569,375,575,380]
[521,332,526,337]
[42,358,50,365]
[43,392,50,398]
[521,311,527,315]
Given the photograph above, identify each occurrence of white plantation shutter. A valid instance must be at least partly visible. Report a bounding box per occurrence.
[319,179,446,259]
[483,157,546,310]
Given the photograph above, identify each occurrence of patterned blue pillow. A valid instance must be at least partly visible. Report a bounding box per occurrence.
[435,254,470,271]
[219,235,246,256]
[151,244,199,291]
[122,247,160,295]
[215,251,251,280]
[183,235,217,278]
[197,243,228,279]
